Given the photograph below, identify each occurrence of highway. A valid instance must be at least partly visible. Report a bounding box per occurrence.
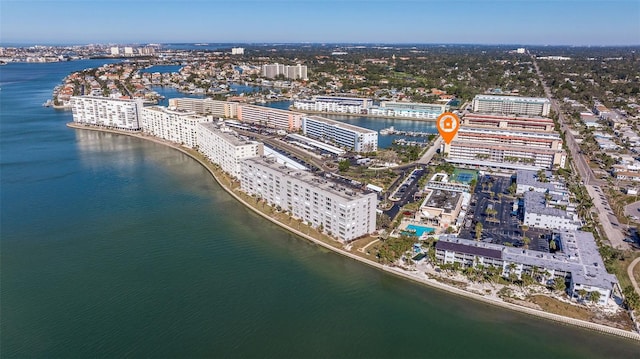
[532,56,628,250]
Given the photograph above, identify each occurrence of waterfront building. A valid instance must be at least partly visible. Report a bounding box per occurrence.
[237,104,304,131]
[169,98,238,119]
[140,106,212,148]
[368,101,447,119]
[293,95,372,114]
[522,191,580,231]
[70,95,143,131]
[262,63,285,79]
[197,123,263,179]
[231,47,245,55]
[110,47,119,56]
[472,95,551,117]
[240,156,377,242]
[435,230,617,305]
[301,115,378,153]
[444,127,566,170]
[262,63,307,80]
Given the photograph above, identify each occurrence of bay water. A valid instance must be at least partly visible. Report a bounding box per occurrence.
[1,60,639,358]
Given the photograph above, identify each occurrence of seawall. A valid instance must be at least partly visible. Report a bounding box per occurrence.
[66,122,640,342]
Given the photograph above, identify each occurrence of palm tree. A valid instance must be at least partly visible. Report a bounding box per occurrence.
[475,222,483,241]
[578,289,588,302]
[589,291,601,304]
[523,236,531,249]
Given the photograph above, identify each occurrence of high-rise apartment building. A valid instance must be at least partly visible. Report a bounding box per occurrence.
[472,95,551,117]
[169,98,238,119]
[237,104,304,131]
[198,123,263,179]
[140,106,212,148]
[240,157,377,242]
[70,96,143,131]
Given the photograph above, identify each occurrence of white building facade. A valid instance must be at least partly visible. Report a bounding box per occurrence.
[237,104,304,131]
[140,106,212,148]
[71,96,143,131]
[293,96,372,114]
[368,101,447,119]
[169,98,238,119]
[198,123,263,179]
[302,115,378,153]
[472,95,551,117]
[240,157,377,242]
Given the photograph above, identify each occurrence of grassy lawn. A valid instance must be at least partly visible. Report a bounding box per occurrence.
[528,295,634,330]
[612,251,640,292]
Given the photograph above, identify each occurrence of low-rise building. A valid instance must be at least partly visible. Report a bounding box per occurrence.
[435,230,617,305]
[293,95,372,114]
[240,157,377,242]
[302,115,378,153]
[368,101,447,119]
[522,191,580,231]
[415,189,464,229]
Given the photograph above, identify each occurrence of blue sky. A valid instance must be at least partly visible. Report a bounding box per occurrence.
[1,0,639,45]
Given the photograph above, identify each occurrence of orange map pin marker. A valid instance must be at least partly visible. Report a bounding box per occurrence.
[436,112,460,144]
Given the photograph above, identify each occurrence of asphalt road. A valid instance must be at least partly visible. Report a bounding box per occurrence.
[532,56,627,250]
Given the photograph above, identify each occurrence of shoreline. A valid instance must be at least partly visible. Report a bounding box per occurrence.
[66,122,640,342]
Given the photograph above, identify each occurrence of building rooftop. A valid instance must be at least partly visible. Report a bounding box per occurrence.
[524,191,575,219]
[423,189,462,214]
[304,115,377,134]
[199,122,255,147]
[474,94,550,104]
[245,156,373,201]
[437,230,617,290]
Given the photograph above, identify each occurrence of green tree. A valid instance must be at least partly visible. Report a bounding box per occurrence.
[589,291,601,304]
[475,222,483,241]
[522,236,531,249]
[623,285,640,311]
[553,277,567,293]
[577,288,588,301]
[338,159,350,172]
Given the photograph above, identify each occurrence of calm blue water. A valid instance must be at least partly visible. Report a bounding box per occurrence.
[139,65,182,74]
[263,101,438,148]
[2,60,639,358]
[406,224,436,237]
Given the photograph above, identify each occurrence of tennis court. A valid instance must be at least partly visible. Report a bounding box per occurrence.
[451,168,478,184]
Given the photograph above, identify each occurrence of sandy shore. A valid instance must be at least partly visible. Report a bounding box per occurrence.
[66,122,640,342]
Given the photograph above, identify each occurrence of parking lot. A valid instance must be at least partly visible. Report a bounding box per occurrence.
[459,174,552,251]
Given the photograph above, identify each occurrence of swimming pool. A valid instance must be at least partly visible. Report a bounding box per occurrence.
[405,224,436,237]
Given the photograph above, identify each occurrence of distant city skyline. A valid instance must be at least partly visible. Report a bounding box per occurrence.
[1,0,639,46]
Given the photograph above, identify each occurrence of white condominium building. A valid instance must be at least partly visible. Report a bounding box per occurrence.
[369,101,447,119]
[472,95,551,117]
[444,127,566,170]
[237,104,304,131]
[522,191,580,231]
[302,115,378,153]
[231,47,245,55]
[198,123,263,179]
[293,96,372,114]
[435,230,616,306]
[262,63,308,80]
[169,98,238,119]
[240,157,377,242]
[71,96,143,131]
[140,106,212,148]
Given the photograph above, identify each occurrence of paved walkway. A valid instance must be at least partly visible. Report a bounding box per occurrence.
[629,257,640,297]
[624,200,640,219]
[586,185,628,250]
